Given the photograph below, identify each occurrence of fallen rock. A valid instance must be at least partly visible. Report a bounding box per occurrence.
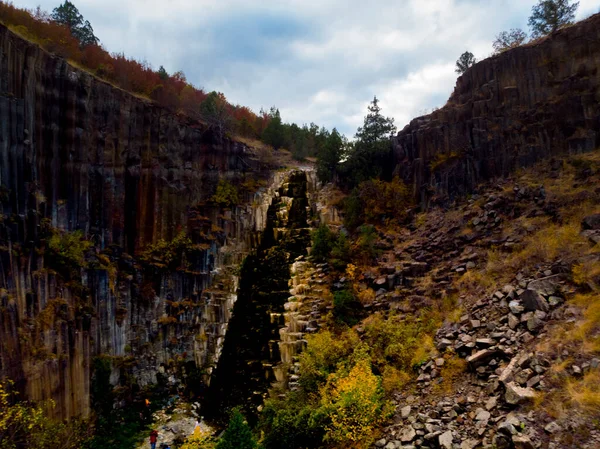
[499,357,519,384]
[519,290,549,313]
[512,434,535,449]
[461,439,480,449]
[475,408,491,421]
[582,214,600,230]
[375,438,387,447]
[438,430,453,449]
[467,348,504,369]
[400,426,416,443]
[544,421,561,434]
[401,405,412,419]
[505,382,536,405]
[509,300,524,314]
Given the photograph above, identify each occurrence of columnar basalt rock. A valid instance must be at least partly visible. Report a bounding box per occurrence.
[0,23,283,420]
[393,13,600,207]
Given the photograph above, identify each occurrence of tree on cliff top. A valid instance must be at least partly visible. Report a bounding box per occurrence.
[338,96,396,187]
[316,128,344,183]
[261,107,285,150]
[492,28,528,54]
[51,1,99,46]
[455,51,476,74]
[528,0,579,38]
[199,91,233,140]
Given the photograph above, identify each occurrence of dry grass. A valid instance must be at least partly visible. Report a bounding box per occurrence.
[566,370,600,413]
[453,269,495,295]
[573,259,600,291]
[432,354,468,395]
[487,220,591,282]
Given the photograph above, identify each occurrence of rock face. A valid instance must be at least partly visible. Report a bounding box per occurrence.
[393,13,600,206]
[0,23,281,419]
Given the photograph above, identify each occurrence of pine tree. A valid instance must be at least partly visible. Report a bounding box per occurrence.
[455,51,476,74]
[261,108,285,150]
[158,66,169,80]
[215,410,257,449]
[340,96,396,187]
[316,128,343,183]
[355,96,396,144]
[51,1,99,46]
[528,0,579,38]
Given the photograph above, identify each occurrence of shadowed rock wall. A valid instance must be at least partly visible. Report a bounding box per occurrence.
[393,13,600,207]
[0,23,278,419]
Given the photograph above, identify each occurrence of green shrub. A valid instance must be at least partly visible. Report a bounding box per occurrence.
[140,231,198,270]
[330,231,351,270]
[342,188,363,231]
[258,391,324,449]
[310,224,335,262]
[212,179,239,207]
[363,312,438,373]
[332,289,364,326]
[46,230,92,279]
[355,225,380,264]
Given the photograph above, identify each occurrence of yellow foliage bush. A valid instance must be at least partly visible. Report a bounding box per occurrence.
[179,428,217,449]
[381,366,411,394]
[319,357,390,448]
[363,312,438,373]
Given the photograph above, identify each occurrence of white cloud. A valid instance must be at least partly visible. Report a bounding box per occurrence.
[13,0,598,135]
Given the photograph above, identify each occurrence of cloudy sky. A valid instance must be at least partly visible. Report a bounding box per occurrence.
[14,0,600,135]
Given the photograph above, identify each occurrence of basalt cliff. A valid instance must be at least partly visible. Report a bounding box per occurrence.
[0,22,288,420]
[394,13,600,207]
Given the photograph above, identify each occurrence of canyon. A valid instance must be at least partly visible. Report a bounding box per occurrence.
[1,11,600,449]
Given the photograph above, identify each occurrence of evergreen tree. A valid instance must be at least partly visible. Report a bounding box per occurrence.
[455,51,476,74]
[51,1,98,46]
[158,65,169,80]
[316,128,343,183]
[355,96,396,145]
[215,410,257,449]
[528,0,579,38]
[262,107,285,150]
[340,96,396,187]
[199,91,233,139]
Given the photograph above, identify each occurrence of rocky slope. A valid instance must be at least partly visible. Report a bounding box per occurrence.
[0,22,285,420]
[359,152,600,448]
[393,13,600,207]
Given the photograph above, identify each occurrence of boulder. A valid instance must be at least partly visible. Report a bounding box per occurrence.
[512,435,535,449]
[582,214,600,230]
[527,275,565,297]
[400,426,416,443]
[505,382,536,405]
[400,405,412,418]
[467,348,504,369]
[438,430,454,449]
[519,290,549,313]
